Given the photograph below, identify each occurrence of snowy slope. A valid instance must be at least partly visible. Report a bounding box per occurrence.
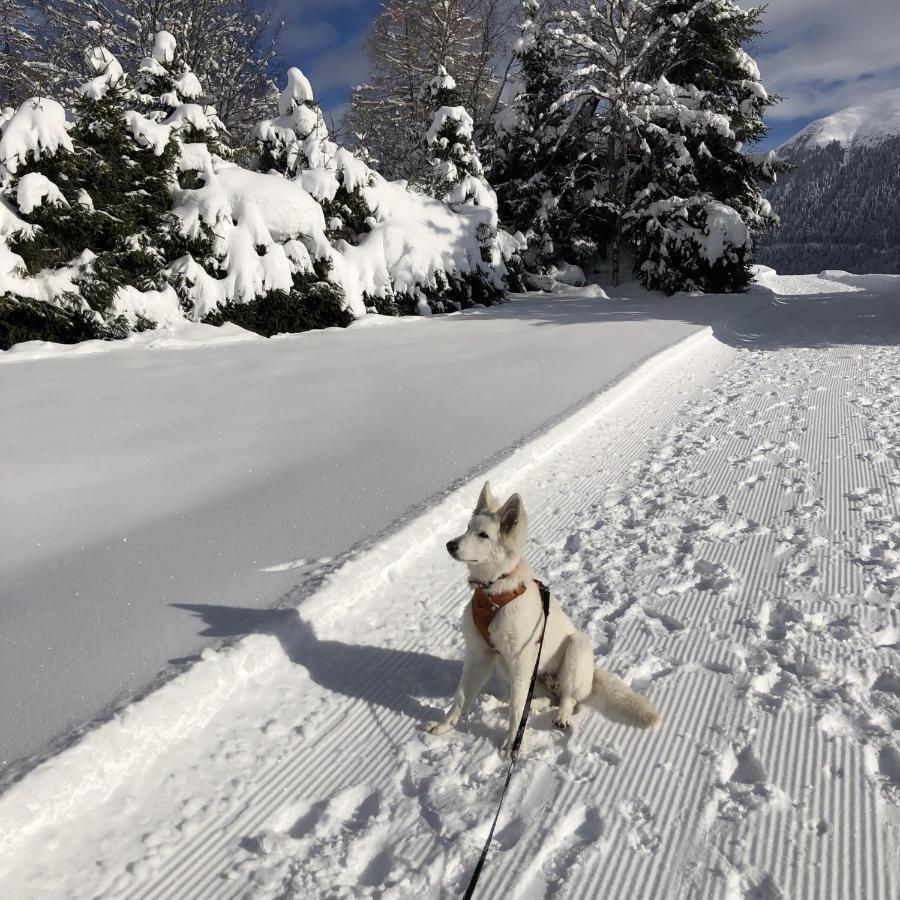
[0,272,898,899]
[778,86,900,154]
[0,287,761,778]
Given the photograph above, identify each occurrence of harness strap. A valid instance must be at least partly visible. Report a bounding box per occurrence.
[461,580,551,900]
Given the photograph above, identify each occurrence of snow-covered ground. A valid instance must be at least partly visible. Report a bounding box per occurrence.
[2,271,899,899]
[0,286,761,777]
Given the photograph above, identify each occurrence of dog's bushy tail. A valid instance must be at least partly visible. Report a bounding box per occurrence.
[584,668,661,729]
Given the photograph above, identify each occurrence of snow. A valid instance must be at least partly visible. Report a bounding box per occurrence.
[779,86,900,154]
[0,287,762,778]
[702,200,749,264]
[426,105,475,145]
[174,71,203,100]
[79,46,125,100]
[151,30,177,66]
[429,65,457,95]
[1,273,898,898]
[15,172,68,215]
[338,176,498,309]
[111,284,184,326]
[0,97,73,177]
[278,67,314,114]
[167,161,333,315]
[123,110,173,155]
[162,102,216,133]
[0,247,95,306]
[214,166,328,244]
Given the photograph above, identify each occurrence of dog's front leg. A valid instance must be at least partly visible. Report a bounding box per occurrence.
[501,652,536,755]
[423,646,493,736]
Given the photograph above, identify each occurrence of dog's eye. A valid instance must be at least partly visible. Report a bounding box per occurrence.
[478,531,489,539]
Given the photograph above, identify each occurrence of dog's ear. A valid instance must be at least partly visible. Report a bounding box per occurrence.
[498,493,525,538]
[474,481,499,515]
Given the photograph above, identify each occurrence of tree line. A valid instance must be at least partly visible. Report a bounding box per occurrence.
[1,0,784,355]
[350,0,783,292]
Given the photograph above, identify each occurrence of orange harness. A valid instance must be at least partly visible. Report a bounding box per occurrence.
[471,582,528,650]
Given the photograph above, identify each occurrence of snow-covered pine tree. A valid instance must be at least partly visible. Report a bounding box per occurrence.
[0,0,41,106]
[255,68,377,246]
[413,65,505,307]
[627,0,782,293]
[135,30,228,156]
[550,0,676,286]
[489,0,604,275]
[420,66,495,208]
[0,43,183,346]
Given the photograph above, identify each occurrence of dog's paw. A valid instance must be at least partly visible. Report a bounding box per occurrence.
[500,734,528,757]
[554,699,576,729]
[422,718,455,735]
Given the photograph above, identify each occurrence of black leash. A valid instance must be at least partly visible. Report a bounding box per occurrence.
[461,580,551,900]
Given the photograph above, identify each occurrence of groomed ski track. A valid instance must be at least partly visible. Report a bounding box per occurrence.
[1,272,899,899]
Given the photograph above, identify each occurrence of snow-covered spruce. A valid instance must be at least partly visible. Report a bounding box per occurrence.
[254,67,377,247]
[253,66,506,317]
[529,0,780,290]
[0,45,182,349]
[413,66,505,309]
[134,30,228,157]
[490,0,602,282]
[627,1,783,294]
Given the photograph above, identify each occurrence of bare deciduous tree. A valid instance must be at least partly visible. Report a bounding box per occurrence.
[346,0,518,180]
[30,0,281,140]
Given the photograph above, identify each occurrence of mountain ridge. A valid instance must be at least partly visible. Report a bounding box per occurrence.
[778,86,900,156]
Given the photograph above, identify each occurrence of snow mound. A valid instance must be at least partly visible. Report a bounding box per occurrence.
[16,172,69,214]
[279,68,314,114]
[779,86,900,154]
[151,30,177,66]
[336,176,498,311]
[0,97,73,177]
[79,47,125,100]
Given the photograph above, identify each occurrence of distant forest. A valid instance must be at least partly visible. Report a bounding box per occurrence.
[759,136,900,275]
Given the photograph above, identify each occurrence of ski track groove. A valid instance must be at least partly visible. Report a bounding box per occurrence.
[3,299,900,899]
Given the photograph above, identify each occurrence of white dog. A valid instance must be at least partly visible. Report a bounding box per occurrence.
[424,482,660,754]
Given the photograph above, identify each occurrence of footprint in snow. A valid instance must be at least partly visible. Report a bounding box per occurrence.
[617,798,661,855]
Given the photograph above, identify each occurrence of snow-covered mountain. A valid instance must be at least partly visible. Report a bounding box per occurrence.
[758,88,900,275]
[777,87,900,155]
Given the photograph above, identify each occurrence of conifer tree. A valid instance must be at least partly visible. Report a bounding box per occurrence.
[489,0,606,272]
[420,66,494,210]
[4,44,181,327]
[135,30,228,156]
[255,68,377,246]
[626,0,783,293]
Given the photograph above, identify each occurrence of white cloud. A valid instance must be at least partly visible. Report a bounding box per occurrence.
[744,0,900,121]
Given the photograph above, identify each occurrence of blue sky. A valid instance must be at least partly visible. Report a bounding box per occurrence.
[276,0,899,150]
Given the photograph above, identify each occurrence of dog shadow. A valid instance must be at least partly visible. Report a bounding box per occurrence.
[171,602,465,722]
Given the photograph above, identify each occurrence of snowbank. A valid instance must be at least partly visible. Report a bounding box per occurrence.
[338,176,498,309]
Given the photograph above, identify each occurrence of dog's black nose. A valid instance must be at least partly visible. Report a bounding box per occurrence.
[446,540,459,555]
